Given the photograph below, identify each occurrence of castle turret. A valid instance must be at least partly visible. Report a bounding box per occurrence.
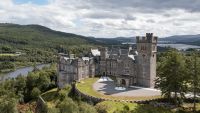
[136,33,158,88]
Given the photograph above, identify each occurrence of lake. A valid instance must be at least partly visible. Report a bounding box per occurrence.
[158,44,200,50]
[0,64,50,81]
[122,42,200,50]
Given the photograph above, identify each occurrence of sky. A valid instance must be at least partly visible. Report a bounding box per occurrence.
[0,0,200,38]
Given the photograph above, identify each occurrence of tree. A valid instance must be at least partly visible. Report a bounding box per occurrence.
[156,50,188,105]
[57,97,79,113]
[15,75,26,94]
[31,87,41,100]
[79,102,97,113]
[1,45,12,53]
[0,97,18,113]
[37,72,51,91]
[185,51,200,112]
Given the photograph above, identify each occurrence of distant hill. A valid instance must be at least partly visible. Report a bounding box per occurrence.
[95,37,135,46]
[1,23,200,50]
[100,34,200,46]
[0,23,102,52]
[159,34,200,45]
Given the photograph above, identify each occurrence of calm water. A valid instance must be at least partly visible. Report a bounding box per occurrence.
[1,64,50,81]
[158,44,200,50]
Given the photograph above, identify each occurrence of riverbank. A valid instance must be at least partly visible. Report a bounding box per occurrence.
[0,63,50,81]
[0,62,36,74]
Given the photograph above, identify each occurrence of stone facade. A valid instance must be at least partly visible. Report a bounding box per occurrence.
[58,33,158,88]
[58,54,95,88]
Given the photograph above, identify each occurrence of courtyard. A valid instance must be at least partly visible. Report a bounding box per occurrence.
[76,77,161,101]
[93,77,161,97]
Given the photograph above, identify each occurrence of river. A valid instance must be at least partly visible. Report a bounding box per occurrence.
[0,64,50,81]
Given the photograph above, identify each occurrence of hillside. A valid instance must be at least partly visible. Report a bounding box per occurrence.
[0,23,100,52]
[0,23,103,70]
[95,37,135,45]
[160,34,200,45]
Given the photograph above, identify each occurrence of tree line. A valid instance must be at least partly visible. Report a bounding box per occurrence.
[156,49,200,112]
[0,64,57,113]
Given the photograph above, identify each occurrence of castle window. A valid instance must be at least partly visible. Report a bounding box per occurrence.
[141,45,146,51]
[153,45,156,51]
[154,37,157,41]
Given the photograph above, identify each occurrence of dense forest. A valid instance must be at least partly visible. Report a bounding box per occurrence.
[0,23,102,53]
[0,23,102,73]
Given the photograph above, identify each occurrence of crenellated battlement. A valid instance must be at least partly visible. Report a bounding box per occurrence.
[136,33,158,43]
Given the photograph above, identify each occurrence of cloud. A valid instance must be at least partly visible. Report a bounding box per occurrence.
[0,0,200,38]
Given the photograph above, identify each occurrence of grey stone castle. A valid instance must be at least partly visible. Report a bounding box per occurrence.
[58,33,158,88]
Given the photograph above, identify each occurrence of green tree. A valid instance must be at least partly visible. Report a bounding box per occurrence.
[156,50,188,105]
[57,97,79,113]
[0,97,18,113]
[15,75,26,94]
[37,72,51,91]
[1,45,12,53]
[79,102,97,113]
[31,87,41,99]
[185,51,200,112]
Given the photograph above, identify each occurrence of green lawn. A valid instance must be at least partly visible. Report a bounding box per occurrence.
[76,78,161,101]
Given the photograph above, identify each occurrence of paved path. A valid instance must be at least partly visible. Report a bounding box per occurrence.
[93,79,161,97]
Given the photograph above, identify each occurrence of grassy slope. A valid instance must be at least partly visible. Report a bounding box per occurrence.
[76,78,161,101]
[41,86,72,108]
[41,88,59,108]
[0,23,100,50]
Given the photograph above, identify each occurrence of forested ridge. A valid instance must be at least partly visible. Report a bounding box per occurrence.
[0,23,100,52]
[0,23,101,72]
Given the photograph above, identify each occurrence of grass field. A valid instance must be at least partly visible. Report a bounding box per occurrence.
[76,78,161,101]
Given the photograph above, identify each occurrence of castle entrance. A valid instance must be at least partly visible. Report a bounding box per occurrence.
[121,79,126,86]
[103,72,106,76]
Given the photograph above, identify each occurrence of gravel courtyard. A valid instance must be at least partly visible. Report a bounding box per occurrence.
[93,78,161,97]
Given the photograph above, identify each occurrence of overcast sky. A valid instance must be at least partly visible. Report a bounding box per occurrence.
[0,0,200,38]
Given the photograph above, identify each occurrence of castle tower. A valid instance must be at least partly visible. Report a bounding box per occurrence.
[136,33,158,88]
[99,47,108,76]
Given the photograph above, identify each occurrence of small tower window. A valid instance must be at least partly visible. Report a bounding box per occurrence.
[153,45,156,51]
